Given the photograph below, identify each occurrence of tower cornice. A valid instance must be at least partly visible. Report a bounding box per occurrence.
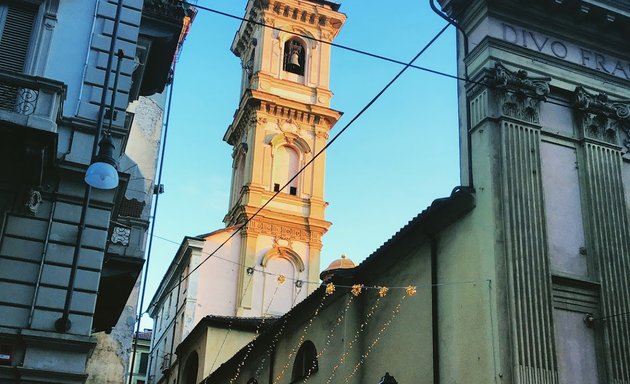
[223,89,342,145]
[231,0,346,58]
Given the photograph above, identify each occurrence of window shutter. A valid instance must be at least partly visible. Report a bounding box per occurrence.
[0,3,37,72]
[0,3,36,111]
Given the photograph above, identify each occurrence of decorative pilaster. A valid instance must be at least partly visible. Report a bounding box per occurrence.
[490,62,558,383]
[573,87,630,384]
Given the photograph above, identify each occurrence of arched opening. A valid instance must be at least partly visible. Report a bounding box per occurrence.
[291,341,318,381]
[263,256,295,315]
[283,38,305,76]
[181,351,199,384]
[272,145,299,196]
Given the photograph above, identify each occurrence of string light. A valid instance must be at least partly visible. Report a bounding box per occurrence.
[209,272,255,372]
[229,271,286,384]
[150,233,484,295]
[253,283,305,378]
[342,295,409,383]
[351,284,363,297]
[272,291,331,384]
[301,294,358,384]
[324,289,389,384]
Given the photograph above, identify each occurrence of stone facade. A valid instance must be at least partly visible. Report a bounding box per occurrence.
[0,0,190,382]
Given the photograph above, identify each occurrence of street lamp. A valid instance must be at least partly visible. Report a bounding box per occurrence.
[379,372,398,384]
[85,133,118,189]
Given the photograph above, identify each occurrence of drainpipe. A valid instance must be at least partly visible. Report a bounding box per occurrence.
[429,0,475,189]
[430,235,440,384]
[28,200,55,328]
[166,278,182,383]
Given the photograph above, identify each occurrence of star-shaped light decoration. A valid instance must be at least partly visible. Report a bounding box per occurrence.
[378,286,389,298]
[277,275,286,285]
[351,284,363,297]
[406,285,417,297]
[325,282,335,295]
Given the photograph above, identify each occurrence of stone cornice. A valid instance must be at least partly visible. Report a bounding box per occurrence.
[232,0,345,58]
[224,89,342,145]
[573,86,630,147]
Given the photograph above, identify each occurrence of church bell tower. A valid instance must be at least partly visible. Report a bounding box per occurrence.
[224,0,345,316]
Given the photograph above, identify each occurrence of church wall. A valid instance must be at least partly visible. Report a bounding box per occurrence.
[195,230,242,319]
[358,242,434,384]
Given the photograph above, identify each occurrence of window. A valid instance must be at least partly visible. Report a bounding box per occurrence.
[291,341,318,381]
[0,2,36,72]
[139,352,149,375]
[272,145,299,195]
[283,39,305,76]
[0,1,37,110]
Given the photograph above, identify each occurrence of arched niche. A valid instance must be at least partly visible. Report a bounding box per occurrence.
[261,246,305,272]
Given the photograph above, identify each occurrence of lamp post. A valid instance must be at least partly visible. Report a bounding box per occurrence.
[55,0,123,333]
[379,372,398,384]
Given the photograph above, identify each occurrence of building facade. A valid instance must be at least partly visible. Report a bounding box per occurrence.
[128,329,152,384]
[199,0,630,383]
[147,1,346,383]
[0,0,190,382]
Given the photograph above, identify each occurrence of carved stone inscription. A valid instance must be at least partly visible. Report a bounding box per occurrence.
[489,20,630,81]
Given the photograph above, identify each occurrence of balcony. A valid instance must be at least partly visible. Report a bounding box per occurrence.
[0,69,66,134]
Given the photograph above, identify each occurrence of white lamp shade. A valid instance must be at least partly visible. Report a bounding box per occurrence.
[85,161,119,189]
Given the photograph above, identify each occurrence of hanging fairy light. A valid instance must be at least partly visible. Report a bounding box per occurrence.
[302,294,357,384]
[343,298,407,383]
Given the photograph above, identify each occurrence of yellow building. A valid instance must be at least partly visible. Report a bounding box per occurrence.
[147,1,346,383]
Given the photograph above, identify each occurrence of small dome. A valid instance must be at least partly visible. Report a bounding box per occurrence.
[320,254,356,282]
[325,254,356,270]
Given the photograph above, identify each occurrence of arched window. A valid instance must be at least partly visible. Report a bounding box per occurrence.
[283,38,305,76]
[272,145,299,196]
[181,351,198,384]
[291,341,318,381]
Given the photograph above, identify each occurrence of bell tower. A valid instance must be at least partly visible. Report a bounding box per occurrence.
[223,0,345,316]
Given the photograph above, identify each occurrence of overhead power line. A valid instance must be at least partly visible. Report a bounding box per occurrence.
[184,2,599,114]
[182,2,463,82]
[145,19,453,313]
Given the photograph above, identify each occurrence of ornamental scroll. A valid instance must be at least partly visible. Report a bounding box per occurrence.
[490,61,551,124]
[574,86,630,152]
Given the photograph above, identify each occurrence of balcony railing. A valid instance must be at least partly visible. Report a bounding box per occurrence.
[0,69,66,133]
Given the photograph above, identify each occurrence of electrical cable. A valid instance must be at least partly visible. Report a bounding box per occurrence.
[127,63,177,384]
[187,2,621,119]
[183,2,462,82]
[145,20,453,314]
[596,310,630,321]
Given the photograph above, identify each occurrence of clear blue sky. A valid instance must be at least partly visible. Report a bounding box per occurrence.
[141,0,460,323]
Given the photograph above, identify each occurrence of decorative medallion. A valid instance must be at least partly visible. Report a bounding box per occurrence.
[111,226,131,246]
